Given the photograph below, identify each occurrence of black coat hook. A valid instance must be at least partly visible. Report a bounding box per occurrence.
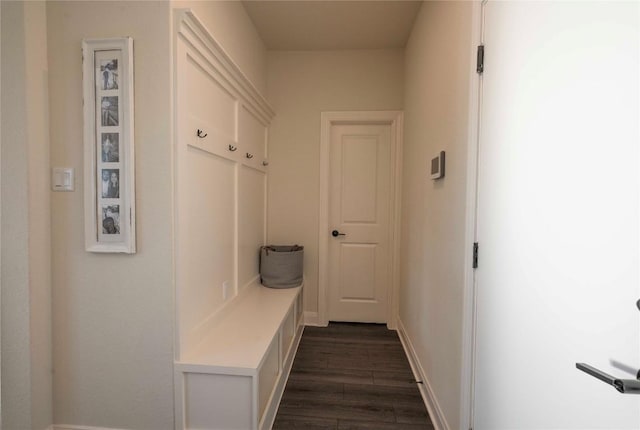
[228,145,237,152]
[246,153,254,159]
[197,129,207,138]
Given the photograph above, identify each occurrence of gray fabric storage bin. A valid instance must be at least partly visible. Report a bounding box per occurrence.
[260,245,303,288]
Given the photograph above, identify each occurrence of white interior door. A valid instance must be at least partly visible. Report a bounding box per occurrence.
[328,123,392,323]
[473,2,640,428]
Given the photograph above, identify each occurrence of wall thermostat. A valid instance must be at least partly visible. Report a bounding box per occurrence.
[430,151,445,180]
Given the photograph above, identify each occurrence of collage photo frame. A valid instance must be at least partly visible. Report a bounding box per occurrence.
[83,38,136,253]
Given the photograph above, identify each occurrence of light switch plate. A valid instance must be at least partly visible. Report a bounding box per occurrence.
[52,167,75,191]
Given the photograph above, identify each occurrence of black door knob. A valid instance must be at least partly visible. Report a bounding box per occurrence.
[331,230,345,237]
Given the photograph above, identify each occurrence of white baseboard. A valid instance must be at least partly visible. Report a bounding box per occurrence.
[396,317,450,430]
[304,311,320,326]
[52,426,130,430]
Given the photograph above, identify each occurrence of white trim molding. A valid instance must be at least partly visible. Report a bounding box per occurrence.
[397,318,450,430]
[304,311,320,326]
[174,9,275,123]
[52,426,130,430]
[318,110,404,328]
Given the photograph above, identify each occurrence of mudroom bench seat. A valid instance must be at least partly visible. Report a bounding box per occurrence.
[175,283,304,430]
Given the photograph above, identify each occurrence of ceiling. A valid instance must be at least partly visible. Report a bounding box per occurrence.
[242,1,423,51]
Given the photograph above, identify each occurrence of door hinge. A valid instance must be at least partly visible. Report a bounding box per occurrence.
[476,45,484,74]
[473,242,479,269]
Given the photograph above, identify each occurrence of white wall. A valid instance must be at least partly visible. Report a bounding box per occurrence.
[47,2,268,428]
[1,2,2,423]
[48,2,174,428]
[1,1,52,429]
[173,10,272,357]
[266,50,404,318]
[400,2,474,429]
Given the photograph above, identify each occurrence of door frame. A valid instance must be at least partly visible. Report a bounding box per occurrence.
[318,111,403,329]
[460,1,485,429]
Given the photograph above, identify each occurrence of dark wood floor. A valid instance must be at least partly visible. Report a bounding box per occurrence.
[273,322,435,430]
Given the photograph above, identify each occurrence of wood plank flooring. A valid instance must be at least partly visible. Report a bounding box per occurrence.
[274,323,434,430]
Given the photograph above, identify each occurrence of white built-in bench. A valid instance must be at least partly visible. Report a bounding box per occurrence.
[175,283,304,430]
[173,9,300,429]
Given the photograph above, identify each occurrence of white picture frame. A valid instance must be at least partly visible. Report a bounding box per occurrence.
[83,38,136,253]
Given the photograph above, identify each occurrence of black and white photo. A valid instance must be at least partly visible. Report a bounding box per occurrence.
[101,205,120,235]
[101,96,119,126]
[101,168,119,198]
[101,133,119,162]
[100,59,118,90]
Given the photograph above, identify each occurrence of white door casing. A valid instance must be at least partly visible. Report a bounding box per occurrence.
[319,111,403,327]
[473,2,640,428]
